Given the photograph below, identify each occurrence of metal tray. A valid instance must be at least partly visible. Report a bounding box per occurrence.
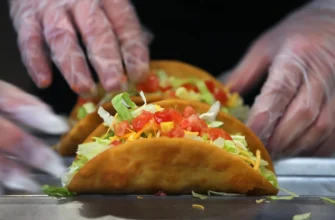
[2,135,335,219]
[1,195,335,220]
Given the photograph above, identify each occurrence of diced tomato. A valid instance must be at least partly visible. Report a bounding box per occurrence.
[179,114,207,132]
[110,140,122,146]
[167,127,185,138]
[200,127,232,141]
[113,121,132,136]
[154,109,171,124]
[168,109,183,124]
[214,89,228,105]
[136,75,160,93]
[165,90,177,98]
[154,109,183,124]
[205,80,215,94]
[160,85,172,92]
[182,83,199,92]
[132,110,154,132]
[182,106,197,118]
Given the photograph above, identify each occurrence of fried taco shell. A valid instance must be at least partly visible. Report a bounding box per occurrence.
[66,99,277,195]
[59,60,247,156]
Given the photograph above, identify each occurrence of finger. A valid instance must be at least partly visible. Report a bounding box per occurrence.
[225,34,273,94]
[0,155,40,193]
[72,0,127,92]
[102,0,150,83]
[10,1,52,88]
[141,25,154,45]
[0,116,66,177]
[0,81,69,135]
[42,5,96,95]
[246,46,305,146]
[280,93,335,157]
[269,42,335,155]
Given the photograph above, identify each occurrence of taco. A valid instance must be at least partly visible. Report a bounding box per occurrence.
[102,60,249,121]
[47,92,278,196]
[57,60,249,156]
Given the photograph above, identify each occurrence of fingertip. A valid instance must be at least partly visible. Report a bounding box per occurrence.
[30,71,52,89]
[101,75,129,92]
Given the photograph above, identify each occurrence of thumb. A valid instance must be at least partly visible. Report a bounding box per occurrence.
[225,36,273,94]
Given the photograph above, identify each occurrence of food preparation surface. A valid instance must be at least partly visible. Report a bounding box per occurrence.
[1,135,335,219]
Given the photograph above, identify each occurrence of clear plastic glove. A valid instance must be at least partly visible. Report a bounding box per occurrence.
[9,0,151,96]
[224,0,335,158]
[0,80,69,194]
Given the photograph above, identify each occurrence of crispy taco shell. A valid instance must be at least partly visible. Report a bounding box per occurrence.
[57,97,150,156]
[59,60,239,156]
[68,99,277,195]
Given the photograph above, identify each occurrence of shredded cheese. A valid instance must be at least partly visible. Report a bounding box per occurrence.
[253,150,261,170]
[236,155,255,166]
[111,113,118,127]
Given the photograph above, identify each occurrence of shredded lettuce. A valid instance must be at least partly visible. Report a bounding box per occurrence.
[268,195,295,200]
[320,197,335,204]
[207,121,224,128]
[224,140,240,154]
[256,199,265,204]
[112,93,137,121]
[292,213,311,220]
[196,81,215,104]
[279,187,299,197]
[98,106,115,127]
[260,167,278,188]
[175,87,201,101]
[62,142,111,186]
[192,191,208,200]
[42,185,76,197]
[167,76,199,88]
[199,101,220,123]
[207,190,241,196]
[77,102,96,120]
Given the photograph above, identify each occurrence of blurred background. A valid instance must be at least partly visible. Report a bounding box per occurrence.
[0,0,308,114]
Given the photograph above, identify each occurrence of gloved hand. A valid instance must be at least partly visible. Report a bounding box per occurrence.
[9,0,151,96]
[0,80,68,194]
[224,0,335,158]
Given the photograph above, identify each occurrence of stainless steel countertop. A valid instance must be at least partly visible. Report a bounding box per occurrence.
[1,135,335,219]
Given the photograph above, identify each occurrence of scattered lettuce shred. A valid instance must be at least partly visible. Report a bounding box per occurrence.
[267,188,299,200]
[256,199,265,204]
[268,195,295,200]
[279,187,299,197]
[320,197,335,204]
[192,191,208,200]
[292,212,311,220]
[42,185,76,197]
[207,190,241,197]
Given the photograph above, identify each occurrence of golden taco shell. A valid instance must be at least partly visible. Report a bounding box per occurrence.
[67,99,277,195]
[57,97,148,156]
[59,60,244,156]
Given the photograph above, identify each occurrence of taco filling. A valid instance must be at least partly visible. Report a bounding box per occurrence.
[61,92,277,189]
[76,97,97,120]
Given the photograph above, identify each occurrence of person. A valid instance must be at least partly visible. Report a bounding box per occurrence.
[1,0,334,193]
